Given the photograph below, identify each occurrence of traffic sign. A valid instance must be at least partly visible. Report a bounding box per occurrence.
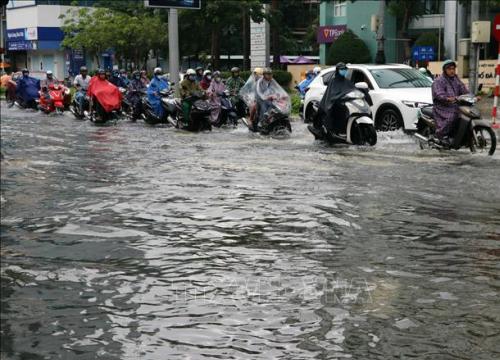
[494,14,500,42]
[412,46,435,61]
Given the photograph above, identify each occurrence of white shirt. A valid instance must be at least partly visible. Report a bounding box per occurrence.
[73,74,90,91]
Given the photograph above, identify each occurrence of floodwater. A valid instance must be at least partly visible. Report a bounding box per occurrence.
[1,104,499,360]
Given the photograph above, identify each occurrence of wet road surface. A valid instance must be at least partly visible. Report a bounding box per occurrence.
[1,105,500,359]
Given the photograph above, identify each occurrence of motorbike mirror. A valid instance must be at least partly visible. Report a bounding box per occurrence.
[477,84,483,92]
[355,82,369,90]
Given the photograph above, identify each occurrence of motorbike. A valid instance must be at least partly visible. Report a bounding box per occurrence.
[241,97,293,138]
[174,92,212,132]
[88,97,121,124]
[414,94,496,155]
[142,88,177,126]
[69,90,90,120]
[307,82,377,146]
[14,97,39,110]
[38,83,69,114]
[213,90,239,128]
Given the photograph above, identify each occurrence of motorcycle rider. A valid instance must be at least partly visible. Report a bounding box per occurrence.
[147,67,169,119]
[87,68,122,118]
[40,70,59,99]
[431,59,469,144]
[241,67,263,129]
[207,70,225,123]
[120,69,130,86]
[126,70,147,120]
[73,66,91,114]
[200,70,212,90]
[109,69,126,88]
[226,67,246,115]
[254,68,288,129]
[16,68,40,108]
[297,69,315,97]
[195,66,204,83]
[179,68,202,125]
[140,70,150,86]
[105,69,112,80]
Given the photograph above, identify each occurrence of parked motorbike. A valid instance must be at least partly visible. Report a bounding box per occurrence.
[142,89,177,126]
[38,83,69,114]
[174,92,212,132]
[414,94,496,155]
[213,90,238,128]
[307,82,377,146]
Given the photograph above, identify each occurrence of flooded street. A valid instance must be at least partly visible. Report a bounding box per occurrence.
[1,105,500,359]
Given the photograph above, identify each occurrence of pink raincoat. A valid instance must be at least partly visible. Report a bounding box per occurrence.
[207,79,225,123]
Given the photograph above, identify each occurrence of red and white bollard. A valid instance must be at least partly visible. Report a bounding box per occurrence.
[492,45,500,129]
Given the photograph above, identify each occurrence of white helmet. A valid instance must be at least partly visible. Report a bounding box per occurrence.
[313,66,321,74]
[154,67,162,75]
[46,70,53,75]
[186,68,196,75]
[203,69,212,76]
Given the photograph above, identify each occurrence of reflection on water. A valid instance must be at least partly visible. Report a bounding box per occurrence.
[1,105,500,359]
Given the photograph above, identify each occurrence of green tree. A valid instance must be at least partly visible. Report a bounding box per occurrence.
[326,30,371,65]
[60,6,167,69]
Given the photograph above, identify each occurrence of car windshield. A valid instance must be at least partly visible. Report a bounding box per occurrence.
[369,68,432,89]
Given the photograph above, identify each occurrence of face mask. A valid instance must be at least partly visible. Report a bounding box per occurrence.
[134,76,140,80]
[338,69,348,77]
[215,77,221,83]
[206,75,212,80]
[189,75,195,81]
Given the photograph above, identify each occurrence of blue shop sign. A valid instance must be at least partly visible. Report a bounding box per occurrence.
[7,29,26,41]
[8,40,37,50]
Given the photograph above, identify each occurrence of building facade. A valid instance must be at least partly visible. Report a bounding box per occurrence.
[5,0,96,78]
[319,0,498,66]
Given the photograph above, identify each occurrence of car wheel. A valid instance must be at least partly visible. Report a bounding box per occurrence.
[377,108,402,131]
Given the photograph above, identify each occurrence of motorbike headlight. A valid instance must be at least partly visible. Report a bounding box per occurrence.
[64,88,70,95]
[402,100,431,108]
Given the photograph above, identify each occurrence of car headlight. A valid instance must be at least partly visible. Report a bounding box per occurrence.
[402,100,431,108]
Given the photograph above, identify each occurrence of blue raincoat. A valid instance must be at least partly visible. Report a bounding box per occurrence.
[297,72,315,97]
[147,75,169,117]
[16,75,40,103]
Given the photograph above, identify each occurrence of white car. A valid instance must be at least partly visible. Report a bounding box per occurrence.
[303,64,433,131]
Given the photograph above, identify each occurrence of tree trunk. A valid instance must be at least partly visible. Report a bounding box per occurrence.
[242,7,250,71]
[211,24,221,70]
[271,0,280,69]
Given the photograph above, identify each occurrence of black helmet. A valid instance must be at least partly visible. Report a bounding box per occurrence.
[80,66,88,72]
[195,66,203,72]
[22,68,29,74]
[335,62,347,70]
[132,70,140,78]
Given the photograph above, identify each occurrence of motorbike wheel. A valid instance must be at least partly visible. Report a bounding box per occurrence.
[361,125,377,146]
[418,127,432,150]
[470,126,496,156]
[269,122,291,139]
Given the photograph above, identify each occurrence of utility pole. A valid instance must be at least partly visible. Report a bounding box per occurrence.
[168,8,179,84]
[375,0,385,64]
[0,3,4,74]
[468,0,480,93]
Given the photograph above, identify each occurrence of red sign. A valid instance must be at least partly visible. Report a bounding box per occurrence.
[494,14,500,42]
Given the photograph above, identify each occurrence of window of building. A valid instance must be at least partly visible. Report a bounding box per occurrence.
[423,0,444,15]
[333,1,346,17]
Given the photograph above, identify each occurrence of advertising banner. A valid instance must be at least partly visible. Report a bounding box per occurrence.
[317,25,347,44]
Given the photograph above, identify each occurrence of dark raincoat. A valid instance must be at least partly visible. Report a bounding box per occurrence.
[318,72,356,133]
[16,75,40,103]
